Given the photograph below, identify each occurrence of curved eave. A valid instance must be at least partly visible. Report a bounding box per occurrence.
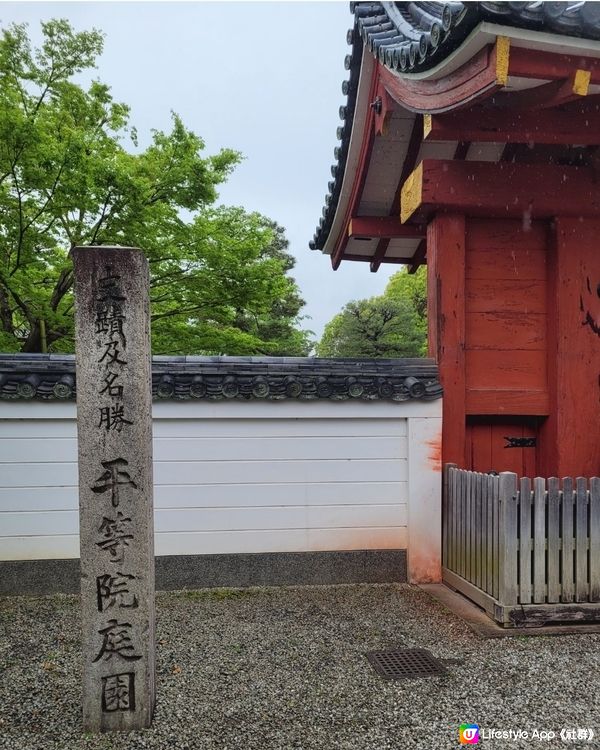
[312,9,600,267]
[322,52,376,259]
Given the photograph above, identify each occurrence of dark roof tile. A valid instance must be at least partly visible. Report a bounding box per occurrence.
[0,354,442,402]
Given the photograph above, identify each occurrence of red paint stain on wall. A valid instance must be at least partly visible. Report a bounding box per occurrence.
[409,529,442,583]
[309,529,405,552]
[427,432,442,472]
[409,552,442,584]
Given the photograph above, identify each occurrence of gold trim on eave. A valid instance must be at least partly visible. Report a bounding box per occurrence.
[573,69,591,96]
[423,114,432,139]
[400,162,423,224]
[495,36,510,87]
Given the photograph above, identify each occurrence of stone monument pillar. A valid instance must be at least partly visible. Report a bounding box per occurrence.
[71,246,155,732]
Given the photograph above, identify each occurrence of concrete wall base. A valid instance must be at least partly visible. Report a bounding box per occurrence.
[0,549,407,596]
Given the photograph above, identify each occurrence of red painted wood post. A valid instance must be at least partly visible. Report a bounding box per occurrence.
[539,218,600,477]
[427,214,466,468]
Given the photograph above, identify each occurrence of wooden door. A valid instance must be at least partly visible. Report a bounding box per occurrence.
[466,417,538,477]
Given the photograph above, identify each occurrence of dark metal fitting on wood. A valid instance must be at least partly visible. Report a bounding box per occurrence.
[504,436,537,449]
[370,96,383,115]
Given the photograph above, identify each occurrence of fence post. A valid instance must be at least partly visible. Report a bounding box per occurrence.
[590,477,600,601]
[498,472,519,609]
[443,463,457,569]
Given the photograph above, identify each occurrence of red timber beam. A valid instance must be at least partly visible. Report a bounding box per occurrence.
[423,97,600,146]
[402,140,470,275]
[490,69,590,110]
[407,240,426,275]
[348,217,425,240]
[378,37,509,114]
[341,254,420,264]
[509,46,600,84]
[401,160,600,224]
[369,123,470,274]
[538,217,600,477]
[427,214,466,467]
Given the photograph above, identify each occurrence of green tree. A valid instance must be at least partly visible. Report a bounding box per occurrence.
[316,267,427,358]
[384,265,427,321]
[230,220,310,356]
[0,20,311,355]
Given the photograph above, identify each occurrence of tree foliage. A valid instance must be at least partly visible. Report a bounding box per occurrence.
[384,264,427,320]
[316,267,427,358]
[0,20,311,355]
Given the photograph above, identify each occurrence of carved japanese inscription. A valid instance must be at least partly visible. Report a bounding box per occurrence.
[72,246,155,732]
[102,673,135,713]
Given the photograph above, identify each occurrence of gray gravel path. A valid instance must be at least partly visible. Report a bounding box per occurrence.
[1,584,599,750]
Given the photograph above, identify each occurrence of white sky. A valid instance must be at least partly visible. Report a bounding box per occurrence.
[0,1,397,341]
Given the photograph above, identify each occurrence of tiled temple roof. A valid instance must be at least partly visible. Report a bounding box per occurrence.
[310,1,600,253]
[0,354,442,402]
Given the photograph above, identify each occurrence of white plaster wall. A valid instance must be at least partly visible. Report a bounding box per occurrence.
[0,399,441,579]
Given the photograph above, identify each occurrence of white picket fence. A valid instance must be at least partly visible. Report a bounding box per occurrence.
[443,464,600,626]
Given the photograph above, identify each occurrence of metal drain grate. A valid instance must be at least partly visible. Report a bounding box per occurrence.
[366,648,447,680]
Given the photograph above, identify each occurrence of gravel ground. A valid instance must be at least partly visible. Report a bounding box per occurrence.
[1,583,599,750]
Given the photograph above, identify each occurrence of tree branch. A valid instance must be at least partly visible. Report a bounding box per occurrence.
[50,268,73,311]
[0,276,34,324]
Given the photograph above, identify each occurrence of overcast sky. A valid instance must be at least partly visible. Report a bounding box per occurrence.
[0,1,397,341]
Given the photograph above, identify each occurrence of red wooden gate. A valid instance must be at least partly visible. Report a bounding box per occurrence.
[466,416,539,476]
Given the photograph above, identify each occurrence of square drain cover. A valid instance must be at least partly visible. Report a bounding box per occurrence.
[366,648,447,680]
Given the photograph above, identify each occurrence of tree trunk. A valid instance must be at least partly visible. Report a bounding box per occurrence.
[21,322,42,352]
